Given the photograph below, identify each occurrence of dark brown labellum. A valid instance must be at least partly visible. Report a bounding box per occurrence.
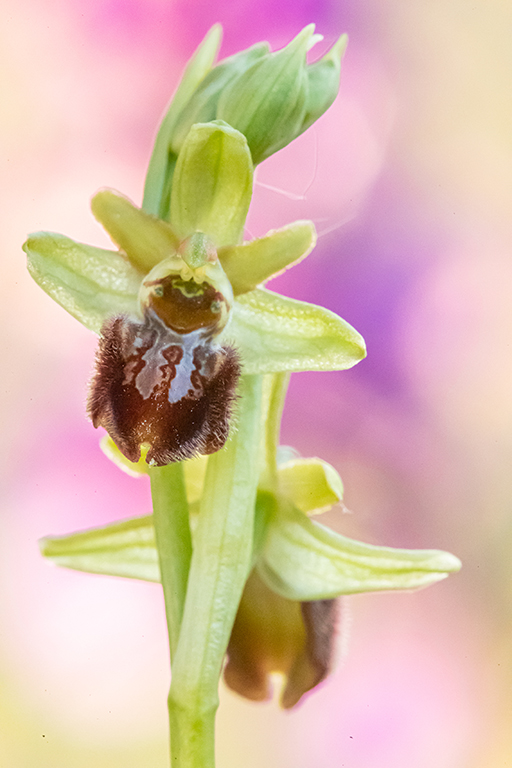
[88,312,240,466]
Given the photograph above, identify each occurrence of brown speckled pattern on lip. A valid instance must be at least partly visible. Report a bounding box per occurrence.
[88,312,240,466]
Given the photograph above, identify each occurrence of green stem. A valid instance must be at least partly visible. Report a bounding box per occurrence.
[262,372,290,489]
[150,462,192,661]
[168,375,264,768]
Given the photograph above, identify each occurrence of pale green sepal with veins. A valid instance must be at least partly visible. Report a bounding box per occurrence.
[23,232,140,333]
[91,189,179,273]
[39,515,159,583]
[170,121,253,247]
[24,231,365,373]
[38,492,269,585]
[218,220,316,295]
[258,502,462,601]
[142,24,222,219]
[217,25,314,165]
[39,499,461,601]
[228,288,366,374]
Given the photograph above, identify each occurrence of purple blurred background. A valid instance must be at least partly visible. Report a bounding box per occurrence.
[1,1,512,766]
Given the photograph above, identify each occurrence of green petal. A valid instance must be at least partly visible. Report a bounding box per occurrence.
[170,42,269,154]
[278,457,343,514]
[226,288,366,374]
[300,33,347,134]
[40,515,160,582]
[142,24,222,219]
[170,121,253,246]
[258,504,462,601]
[217,220,316,295]
[91,189,179,273]
[217,25,314,164]
[24,232,140,333]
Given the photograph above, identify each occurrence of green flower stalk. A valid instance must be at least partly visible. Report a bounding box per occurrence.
[24,25,461,768]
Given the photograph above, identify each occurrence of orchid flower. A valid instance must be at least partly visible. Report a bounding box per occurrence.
[41,431,460,709]
[24,25,461,768]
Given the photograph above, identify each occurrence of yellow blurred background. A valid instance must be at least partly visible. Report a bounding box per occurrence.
[1,1,512,766]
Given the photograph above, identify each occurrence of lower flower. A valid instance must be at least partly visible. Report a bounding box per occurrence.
[39,449,461,707]
[225,569,337,708]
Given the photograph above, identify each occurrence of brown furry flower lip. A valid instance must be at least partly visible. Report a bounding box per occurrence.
[88,309,240,467]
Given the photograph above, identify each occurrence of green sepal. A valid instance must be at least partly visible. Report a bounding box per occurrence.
[227,288,366,374]
[170,121,253,246]
[91,189,179,273]
[40,515,160,582]
[258,503,462,601]
[278,457,343,515]
[39,493,266,585]
[142,24,222,219]
[300,33,347,134]
[217,25,314,164]
[23,232,140,333]
[218,220,316,295]
[170,42,269,154]
[40,494,461,603]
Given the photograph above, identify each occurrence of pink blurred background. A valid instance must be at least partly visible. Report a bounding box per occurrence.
[1,1,512,766]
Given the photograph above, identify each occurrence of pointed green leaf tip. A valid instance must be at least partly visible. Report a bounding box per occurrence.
[169,41,270,155]
[170,121,253,247]
[301,33,347,134]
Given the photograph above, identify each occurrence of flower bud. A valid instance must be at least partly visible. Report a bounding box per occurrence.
[216,25,314,164]
[170,42,269,154]
[145,24,348,180]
